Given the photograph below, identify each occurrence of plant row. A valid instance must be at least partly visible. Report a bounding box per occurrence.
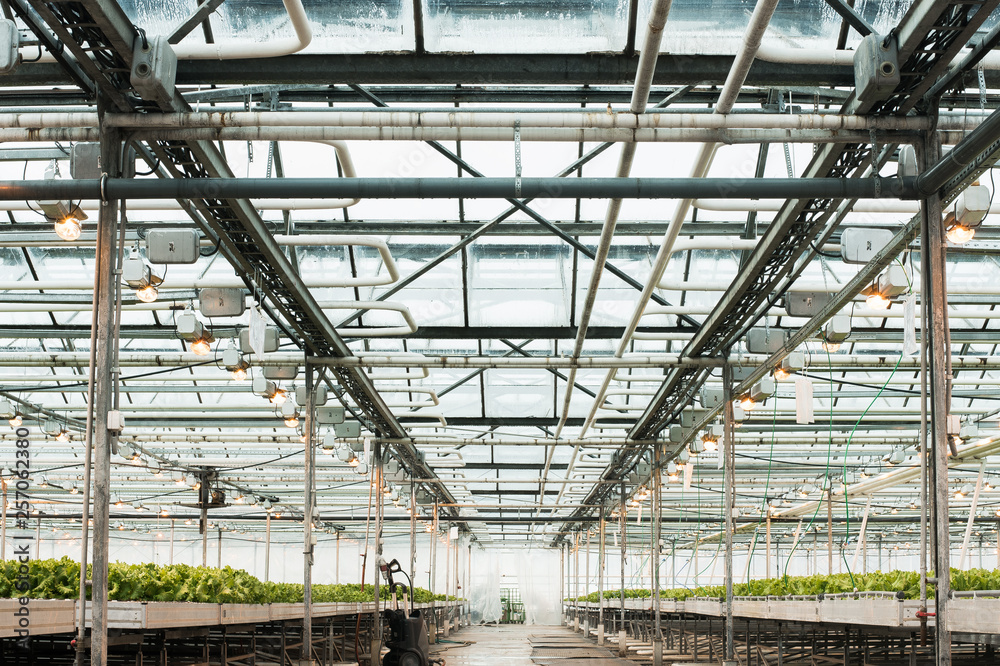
[571,569,1000,602]
[0,557,457,605]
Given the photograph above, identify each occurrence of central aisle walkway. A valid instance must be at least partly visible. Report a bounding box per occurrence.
[431,625,640,666]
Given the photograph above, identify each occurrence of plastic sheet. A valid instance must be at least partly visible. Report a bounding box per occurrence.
[516,549,562,625]
[468,550,501,624]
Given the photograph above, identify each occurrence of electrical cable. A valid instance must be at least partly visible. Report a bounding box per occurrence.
[743,396,777,582]
[781,345,837,585]
[839,352,904,590]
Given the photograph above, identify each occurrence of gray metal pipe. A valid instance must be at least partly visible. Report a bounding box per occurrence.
[915,101,1000,196]
[0,176,915,200]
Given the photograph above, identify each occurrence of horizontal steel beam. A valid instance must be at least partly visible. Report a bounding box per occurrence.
[9,54,856,88]
[0,176,915,201]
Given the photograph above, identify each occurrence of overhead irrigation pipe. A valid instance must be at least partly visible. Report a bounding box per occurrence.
[0,176,917,201]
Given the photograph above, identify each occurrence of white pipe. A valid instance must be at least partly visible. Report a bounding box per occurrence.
[656,277,1000,295]
[22,0,311,63]
[756,40,1000,70]
[694,199,1000,214]
[0,126,977,145]
[958,461,986,569]
[850,497,871,572]
[0,233,396,288]
[554,0,674,442]
[3,352,999,370]
[103,110,940,132]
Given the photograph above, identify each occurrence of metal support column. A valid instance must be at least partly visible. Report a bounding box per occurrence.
[584,527,591,637]
[265,512,271,582]
[372,442,384,664]
[89,117,122,666]
[919,130,951,666]
[827,489,834,573]
[619,481,627,657]
[653,443,663,666]
[428,503,437,643]
[303,363,316,664]
[723,363,736,666]
[598,515,605,645]
[574,530,580,632]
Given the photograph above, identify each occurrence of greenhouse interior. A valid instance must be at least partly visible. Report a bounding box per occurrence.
[4,0,1000,665]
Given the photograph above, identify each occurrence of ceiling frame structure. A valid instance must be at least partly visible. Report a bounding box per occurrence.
[2,0,1000,663]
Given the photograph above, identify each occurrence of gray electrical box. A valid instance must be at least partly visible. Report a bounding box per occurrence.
[701,387,724,408]
[854,33,900,103]
[316,406,346,424]
[786,291,832,317]
[841,228,893,264]
[70,143,101,179]
[147,229,199,264]
[295,385,328,407]
[240,326,279,354]
[668,425,685,443]
[0,20,19,75]
[199,288,246,317]
[746,328,787,354]
[262,364,298,380]
[335,421,362,438]
[131,35,177,106]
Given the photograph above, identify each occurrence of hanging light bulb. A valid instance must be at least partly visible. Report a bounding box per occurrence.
[739,396,755,412]
[190,338,212,356]
[772,366,789,381]
[53,216,82,241]
[231,366,247,381]
[56,429,70,442]
[946,223,975,245]
[8,414,21,427]
[865,292,891,310]
[821,340,841,353]
[135,284,158,303]
[269,388,287,406]
[284,415,299,428]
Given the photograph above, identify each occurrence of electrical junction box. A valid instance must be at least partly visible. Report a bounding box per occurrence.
[175,312,205,341]
[295,385,328,407]
[263,364,298,380]
[131,35,177,106]
[321,434,338,450]
[333,421,364,438]
[747,328,787,354]
[879,264,909,298]
[700,388,724,408]
[841,228,893,264]
[70,143,101,179]
[122,254,151,288]
[786,291,832,317]
[316,406,345,424]
[854,33,900,103]
[199,288,246,317]
[680,409,694,428]
[240,326,279,355]
[669,425,684,443]
[0,20,19,75]
[824,314,851,343]
[147,229,200,264]
[107,410,125,433]
[956,185,991,226]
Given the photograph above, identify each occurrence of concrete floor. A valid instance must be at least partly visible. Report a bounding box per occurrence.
[430,625,638,666]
